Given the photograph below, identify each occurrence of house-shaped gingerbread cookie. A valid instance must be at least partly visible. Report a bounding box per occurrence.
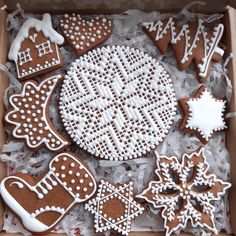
[8,13,64,80]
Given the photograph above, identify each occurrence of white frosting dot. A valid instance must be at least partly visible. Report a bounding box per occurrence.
[90,37,95,42]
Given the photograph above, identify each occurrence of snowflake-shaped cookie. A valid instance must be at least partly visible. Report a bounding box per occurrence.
[85,179,144,235]
[5,74,70,151]
[179,86,227,144]
[59,45,177,160]
[137,148,231,236]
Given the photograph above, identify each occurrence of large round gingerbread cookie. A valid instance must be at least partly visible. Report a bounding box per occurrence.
[59,45,177,160]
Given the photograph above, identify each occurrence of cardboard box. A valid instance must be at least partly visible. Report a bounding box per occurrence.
[0,0,235,235]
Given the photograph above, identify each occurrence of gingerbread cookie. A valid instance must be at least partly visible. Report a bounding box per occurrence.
[178,85,227,144]
[8,13,64,80]
[60,13,112,56]
[59,45,177,161]
[85,179,144,235]
[142,17,224,83]
[137,148,231,236]
[0,152,97,234]
[5,74,70,151]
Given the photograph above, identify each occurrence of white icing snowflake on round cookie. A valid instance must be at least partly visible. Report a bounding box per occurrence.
[85,179,144,235]
[59,45,177,160]
[179,86,226,143]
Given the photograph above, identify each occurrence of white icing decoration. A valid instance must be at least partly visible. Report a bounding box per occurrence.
[8,13,64,79]
[49,153,97,202]
[35,40,53,57]
[0,153,97,233]
[60,13,112,54]
[136,148,231,236]
[143,17,224,78]
[31,206,65,218]
[0,181,48,232]
[9,13,64,61]
[5,75,69,151]
[18,48,32,65]
[85,179,144,236]
[59,45,177,160]
[186,87,226,141]
[29,33,37,43]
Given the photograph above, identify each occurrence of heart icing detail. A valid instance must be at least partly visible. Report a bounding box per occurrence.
[60,13,112,56]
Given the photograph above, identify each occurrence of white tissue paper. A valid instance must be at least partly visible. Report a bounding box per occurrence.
[0,4,232,236]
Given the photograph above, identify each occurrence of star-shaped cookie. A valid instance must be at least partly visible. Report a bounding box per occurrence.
[178,85,227,144]
[85,179,144,235]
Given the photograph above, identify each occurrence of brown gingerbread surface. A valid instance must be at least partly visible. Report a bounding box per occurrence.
[0,152,97,234]
[178,85,227,144]
[60,13,112,56]
[4,74,70,151]
[142,17,224,83]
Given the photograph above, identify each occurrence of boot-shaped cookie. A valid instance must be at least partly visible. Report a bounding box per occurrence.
[0,152,96,234]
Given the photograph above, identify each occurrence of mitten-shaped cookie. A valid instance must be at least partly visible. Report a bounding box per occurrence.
[0,152,97,234]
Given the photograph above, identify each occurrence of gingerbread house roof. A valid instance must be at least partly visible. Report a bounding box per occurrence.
[8,13,64,61]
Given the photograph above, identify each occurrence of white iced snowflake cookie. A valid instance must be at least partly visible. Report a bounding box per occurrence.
[8,13,64,80]
[5,74,70,151]
[179,85,227,144]
[136,148,231,236]
[85,179,144,235]
[59,45,177,160]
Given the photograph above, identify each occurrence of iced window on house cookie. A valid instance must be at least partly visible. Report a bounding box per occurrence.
[18,48,32,65]
[36,40,53,57]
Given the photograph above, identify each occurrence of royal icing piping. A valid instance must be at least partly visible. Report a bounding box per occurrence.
[186,88,226,141]
[143,17,224,78]
[8,13,64,61]
[5,75,69,151]
[0,184,49,232]
[0,153,97,233]
[31,206,65,218]
[59,45,177,160]
[136,148,231,236]
[60,13,112,55]
[85,179,144,235]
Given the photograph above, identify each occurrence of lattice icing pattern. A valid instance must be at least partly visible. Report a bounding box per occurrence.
[59,45,177,160]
